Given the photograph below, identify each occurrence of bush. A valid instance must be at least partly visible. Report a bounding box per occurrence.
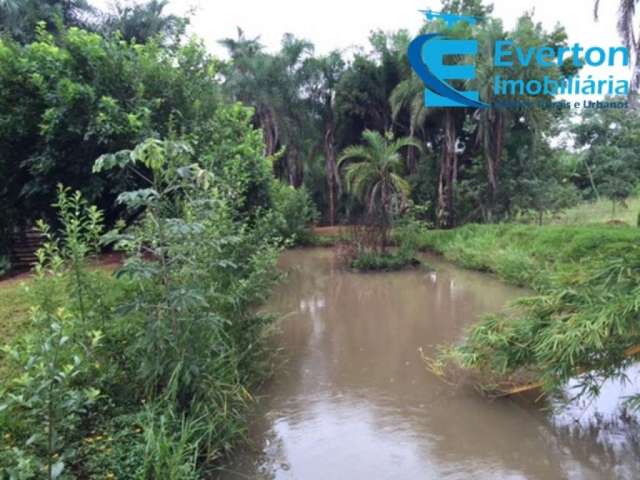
[270,181,319,245]
[1,138,283,478]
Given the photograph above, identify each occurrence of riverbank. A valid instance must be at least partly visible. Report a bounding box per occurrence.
[414,223,640,402]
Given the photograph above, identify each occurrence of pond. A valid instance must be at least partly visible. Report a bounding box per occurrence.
[218,248,640,480]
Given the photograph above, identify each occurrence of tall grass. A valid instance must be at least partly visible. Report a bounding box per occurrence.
[419,223,640,406]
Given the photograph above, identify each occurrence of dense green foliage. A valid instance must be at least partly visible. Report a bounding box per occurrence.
[0,129,285,478]
[572,106,640,213]
[0,0,183,45]
[419,224,640,404]
[0,25,220,254]
[350,250,418,271]
[270,181,319,245]
[214,0,589,228]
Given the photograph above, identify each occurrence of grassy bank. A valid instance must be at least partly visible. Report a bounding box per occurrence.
[416,223,640,402]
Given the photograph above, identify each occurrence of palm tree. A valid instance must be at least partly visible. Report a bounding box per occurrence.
[0,0,95,43]
[338,130,422,249]
[219,30,313,187]
[390,76,460,227]
[389,74,430,173]
[306,50,345,225]
[594,0,640,106]
[99,0,187,45]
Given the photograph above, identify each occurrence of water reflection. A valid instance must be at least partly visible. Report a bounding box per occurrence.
[218,249,639,480]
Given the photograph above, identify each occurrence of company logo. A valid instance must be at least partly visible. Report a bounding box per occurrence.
[409,10,631,110]
[408,10,487,108]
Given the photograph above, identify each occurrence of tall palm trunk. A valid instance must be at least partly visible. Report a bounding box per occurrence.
[324,119,341,225]
[406,126,418,174]
[380,183,390,253]
[485,110,504,215]
[437,110,457,228]
[631,44,640,108]
[259,107,279,157]
[287,145,304,187]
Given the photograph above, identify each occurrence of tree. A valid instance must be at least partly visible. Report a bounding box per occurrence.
[338,130,421,249]
[219,30,315,187]
[597,152,635,217]
[99,0,188,45]
[474,15,574,219]
[594,0,640,105]
[335,32,406,150]
[306,51,345,225]
[573,102,640,215]
[0,26,221,243]
[389,5,574,226]
[389,4,487,227]
[0,0,96,42]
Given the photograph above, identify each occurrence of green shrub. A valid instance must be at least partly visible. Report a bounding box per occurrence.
[0,187,109,479]
[1,137,283,477]
[270,181,319,245]
[95,138,282,469]
[348,216,428,272]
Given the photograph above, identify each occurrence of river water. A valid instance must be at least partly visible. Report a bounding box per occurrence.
[218,248,640,480]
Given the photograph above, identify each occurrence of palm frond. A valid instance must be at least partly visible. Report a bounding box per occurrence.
[389,173,411,199]
[361,129,387,160]
[338,145,373,168]
[393,136,424,155]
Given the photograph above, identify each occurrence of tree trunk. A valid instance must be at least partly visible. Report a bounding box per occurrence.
[381,184,390,253]
[259,108,279,157]
[406,126,418,174]
[486,112,502,203]
[437,110,457,228]
[484,110,504,219]
[324,120,340,225]
[630,42,640,109]
[584,160,600,200]
[287,145,304,188]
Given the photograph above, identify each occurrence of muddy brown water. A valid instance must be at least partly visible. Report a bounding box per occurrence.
[218,248,640,480]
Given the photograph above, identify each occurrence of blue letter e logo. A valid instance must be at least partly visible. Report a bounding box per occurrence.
[408,34,488,109]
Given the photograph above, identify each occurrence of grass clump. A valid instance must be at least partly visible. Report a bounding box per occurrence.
[346,215,427,272]
[350,250,419,271]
